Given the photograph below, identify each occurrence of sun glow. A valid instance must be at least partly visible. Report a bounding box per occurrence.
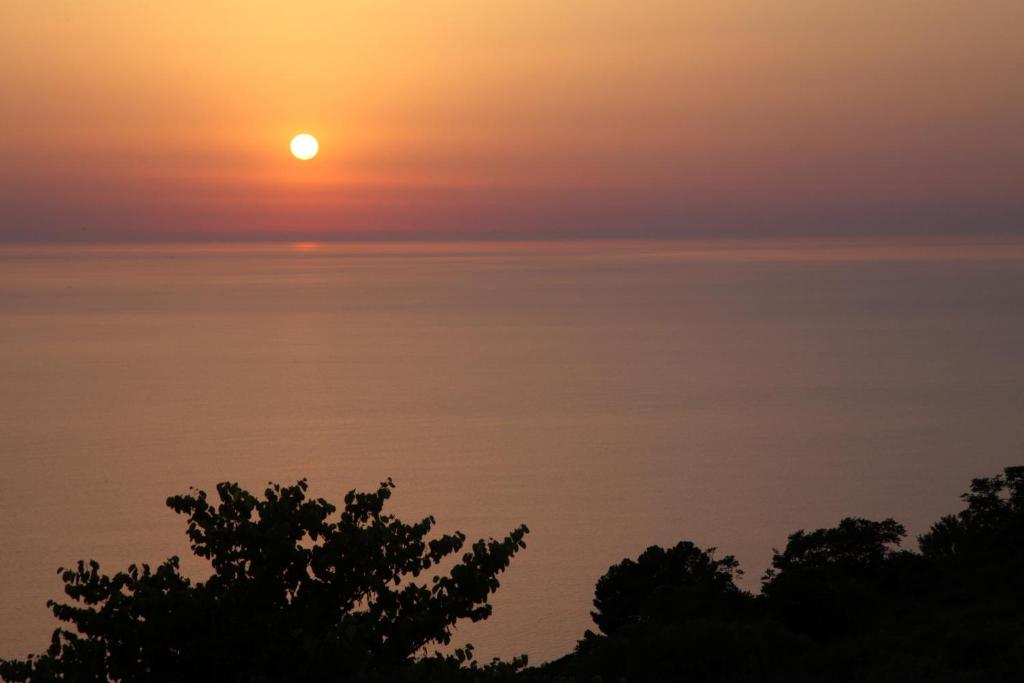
[290,134,319,160]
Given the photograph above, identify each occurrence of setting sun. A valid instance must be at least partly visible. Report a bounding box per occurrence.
[290,133,319,160]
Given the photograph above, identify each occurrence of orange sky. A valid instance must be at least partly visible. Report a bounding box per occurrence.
[1,1,1022,241]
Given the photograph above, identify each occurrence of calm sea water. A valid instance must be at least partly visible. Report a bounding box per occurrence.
[2,240,1023,664]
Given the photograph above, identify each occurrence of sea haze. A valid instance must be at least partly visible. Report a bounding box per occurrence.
[2,239,1023,663]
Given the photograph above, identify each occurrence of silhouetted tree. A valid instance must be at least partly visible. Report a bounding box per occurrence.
[547,542,798,683]
[590,542,744,636]
[909,466,1024,677]
[8,466,1024,682]
[765,517,906,574]
[0,479,528,682]
[760,517,915,639]
[536,466,1024,682]
[919,466,1024,560]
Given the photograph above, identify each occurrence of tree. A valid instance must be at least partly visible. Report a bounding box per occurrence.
[760,518,911,639]
[765,517,907,576]
[535,468,1024,683]
[550,542,789,683]
[590,542,745,637]
[919,466,1024,560]
[0,479,528,682]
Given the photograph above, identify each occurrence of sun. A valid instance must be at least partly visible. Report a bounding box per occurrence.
[290,133,319,160]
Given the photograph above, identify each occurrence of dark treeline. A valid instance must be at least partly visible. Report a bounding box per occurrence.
[3,467,1023,682]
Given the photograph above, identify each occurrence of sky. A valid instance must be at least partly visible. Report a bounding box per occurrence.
[1,1,1022,242]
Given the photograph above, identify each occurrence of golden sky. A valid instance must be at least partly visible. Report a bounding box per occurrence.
[1,1,1022,240]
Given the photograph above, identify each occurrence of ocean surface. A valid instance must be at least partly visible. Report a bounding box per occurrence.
[2,239,1023,664]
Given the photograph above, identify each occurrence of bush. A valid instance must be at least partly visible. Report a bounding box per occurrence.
[0,479,528,682]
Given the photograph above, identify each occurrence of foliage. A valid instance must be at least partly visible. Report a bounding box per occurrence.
[760,517,915,639]
[590,542,745,637]
[0,479,528,682]
[549,543,791,683]
[6,466,1024,682]
[919,466,1024,559]
[535,466,1024,682]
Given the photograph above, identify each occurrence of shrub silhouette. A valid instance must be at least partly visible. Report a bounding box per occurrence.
[590,542,745,637]
[0,479,528,682]
[6,466,1024,682]
[535,465,1024,683]
[760,517,916,639]
[919,466,1024,560]
[562,543,789,683]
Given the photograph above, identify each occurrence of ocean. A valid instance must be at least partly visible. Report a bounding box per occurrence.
[2,239,1023,664]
